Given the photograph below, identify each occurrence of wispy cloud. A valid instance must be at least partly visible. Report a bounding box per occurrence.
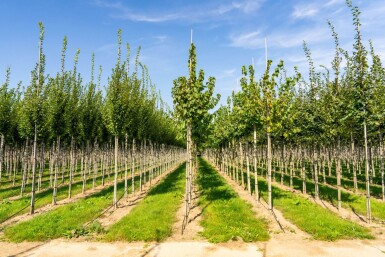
[93,0,264,23]
[216,68,237,79]
[229,26,331,49]
[93,0,184,22]
[292,0,346,20]
[229,31,262,49]
[152,35,168,44]
[292,5,319,19]
[95,43,117,55]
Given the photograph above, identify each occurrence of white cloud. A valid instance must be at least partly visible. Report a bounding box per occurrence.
[238,0,265,13]
[95,43,116,54]
[153,35,168,44]
[325,0,344,7]
[216,68,237,79]
[113,12,183,23]
[292,0,346,20]
[229,31,263,49]
[229,26,331,49]
[93,0,183,22]
[292,5,319,19]
[94,0,264,23]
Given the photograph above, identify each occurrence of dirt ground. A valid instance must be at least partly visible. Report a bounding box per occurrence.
[1,237,385,257]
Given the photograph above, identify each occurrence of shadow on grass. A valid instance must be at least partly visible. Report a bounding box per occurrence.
[146,164,185,197]
[197,160,237,202]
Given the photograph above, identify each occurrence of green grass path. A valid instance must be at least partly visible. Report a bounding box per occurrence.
[105,164,185,242]
[198,158,269,243]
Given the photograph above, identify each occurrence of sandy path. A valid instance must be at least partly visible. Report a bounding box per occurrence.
[168,186,204,241]
[0,240,264,257]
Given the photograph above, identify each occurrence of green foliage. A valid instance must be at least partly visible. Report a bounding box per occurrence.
[1,25,183,148]
[172,43,220,148]
[0,68,20,142]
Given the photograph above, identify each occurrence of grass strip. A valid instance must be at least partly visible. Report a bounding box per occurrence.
[279,172,385,221]
[3,174,133,242]
[0,172,84,200]
[254,171,373,240]
[220,163,373,241]
[198,158,269,243]
[0,173,106,224]
[104,164,185,242]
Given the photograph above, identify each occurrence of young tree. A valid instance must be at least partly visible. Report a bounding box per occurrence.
[172,39,219,230]
[103,29,127,209]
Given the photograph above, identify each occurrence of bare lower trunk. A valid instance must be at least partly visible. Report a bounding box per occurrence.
[314,147,319,200]
[124,134,128,198]
[267,131,272,210]
[336,137,342,210]
[253,124,259,203]
[239,142,244,188]
[364,121,371,223]
[68,136,74,198]
[246,145,251,195]
[351,132,358,192]
[380,128,385,201]
[0,133,4,186]
[30,124,38,214]
[131,139,136,196]
[113,135,118,209]
[52,136,60,205]
[183,123,192,232]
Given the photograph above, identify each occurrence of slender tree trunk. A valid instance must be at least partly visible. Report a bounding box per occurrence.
[351,132,358,192]
[184,123,191,230]
[246,144,251,195]
[124,134,128,198]
[364,121,371,223]
[52,136,60,205]
[140,141,143,191]
[267,131,272,210]
[21,140,29,196]
[131,138,136,196]
[239,142,244,188]
[281,139,285,185]
[30,123,38,214]
[253,124,259,203]
[68,136,74,198]
[380,128,385,201]
[301,145,306,195]
[0,133,4,187]
[82,142,88,194]
[314,147,319,200]
[113,135,118,209]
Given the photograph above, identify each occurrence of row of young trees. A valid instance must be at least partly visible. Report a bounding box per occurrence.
[172,33,220,232]
[206,0,384,223]
[0,23,184,214]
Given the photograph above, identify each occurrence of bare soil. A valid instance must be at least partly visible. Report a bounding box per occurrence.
[168,186,204,241]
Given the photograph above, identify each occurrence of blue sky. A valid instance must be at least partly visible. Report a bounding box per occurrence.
[0,0,384,108]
